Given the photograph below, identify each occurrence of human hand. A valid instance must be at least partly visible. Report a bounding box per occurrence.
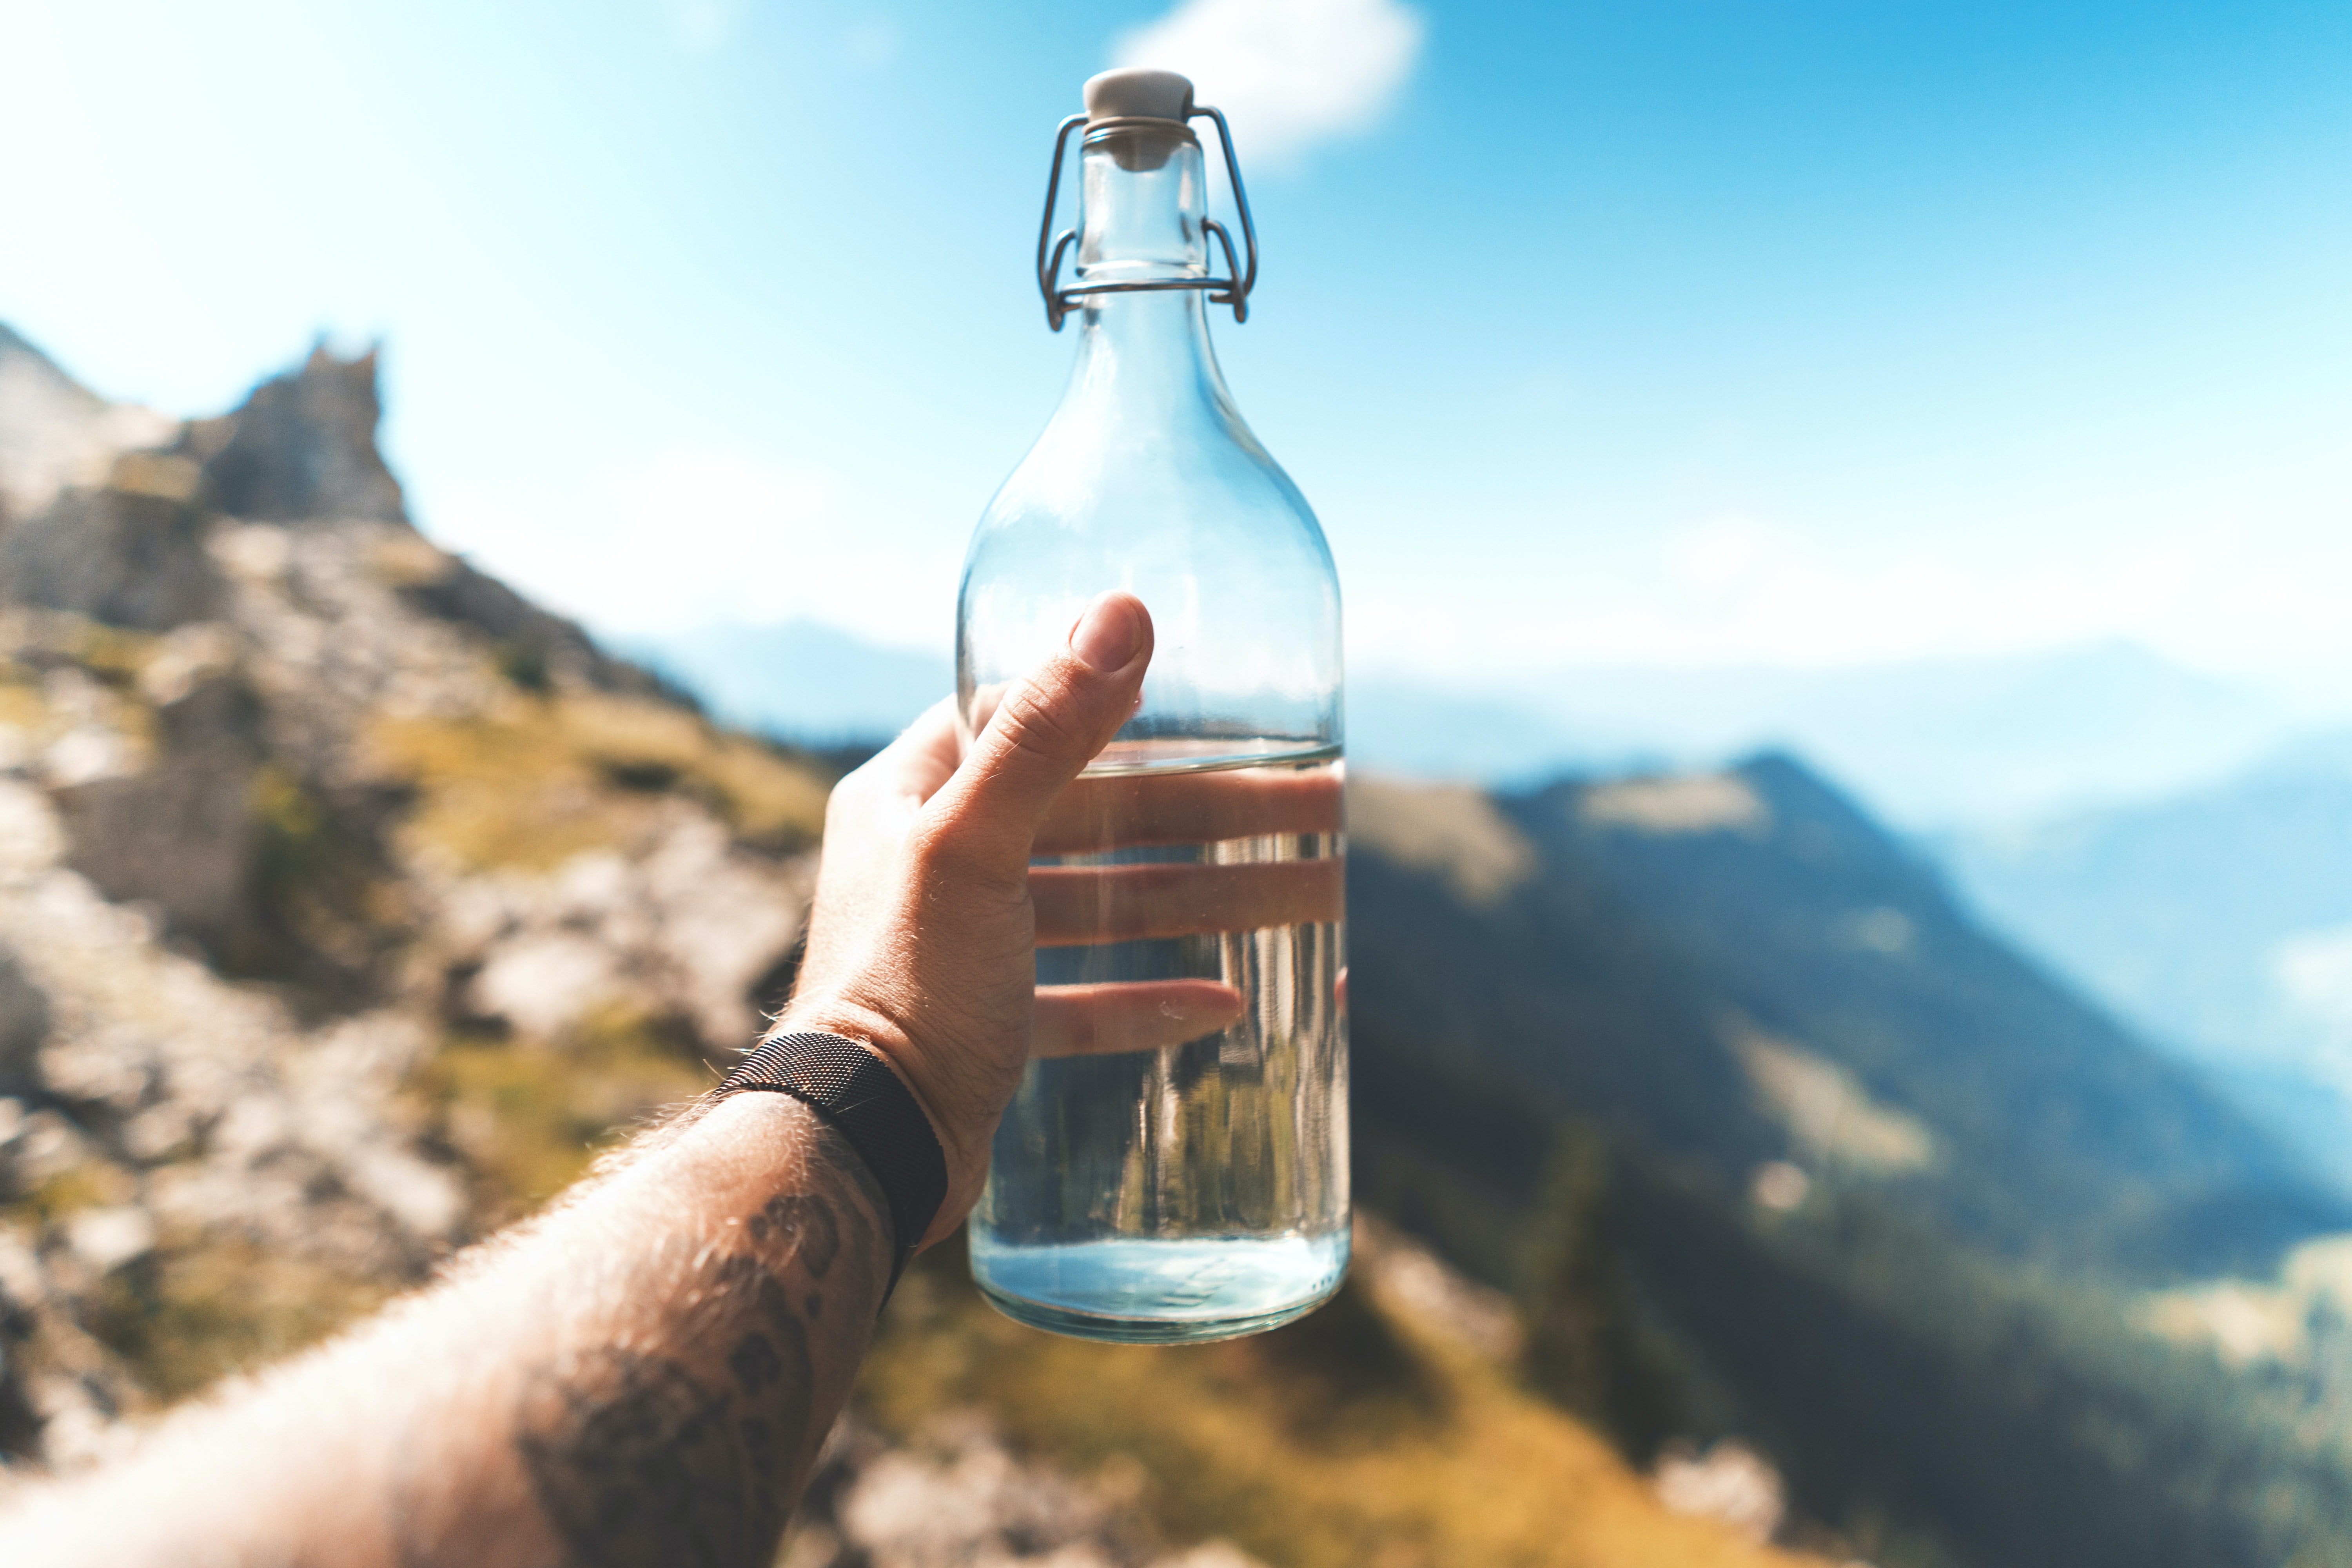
[777,593,1166,1242]
[779,591,1345,1245]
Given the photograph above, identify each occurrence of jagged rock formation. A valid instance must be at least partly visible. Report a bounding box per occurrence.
[0,327,1832,1566]
[0,327,827,1478]
[184,346,408,525]
[0,330,1303,1564]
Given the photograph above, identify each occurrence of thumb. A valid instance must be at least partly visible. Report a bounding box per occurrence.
[926,592,1152,869]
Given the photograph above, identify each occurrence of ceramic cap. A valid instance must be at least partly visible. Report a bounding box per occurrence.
[1084,67,1194,124]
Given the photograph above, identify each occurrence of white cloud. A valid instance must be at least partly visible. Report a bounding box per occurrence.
[2276,925,2352,1032]
[1355,512,2208,675]
[428,442,959,646]
[1346,503,2352,705]
[1621,513,2209,669]
[1113,0,1424,164]
[1335,408,2352,694]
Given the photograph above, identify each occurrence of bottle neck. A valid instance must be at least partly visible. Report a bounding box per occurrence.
[1062,126,1235,428]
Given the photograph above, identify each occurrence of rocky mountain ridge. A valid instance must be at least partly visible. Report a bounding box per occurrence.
[0,328,1821,1567]
[0,327,833,1477]
[1341,754,2352,1565]
[1350,754,2351,1281]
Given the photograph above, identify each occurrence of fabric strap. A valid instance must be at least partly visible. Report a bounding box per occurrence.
[712,1031,948,1310]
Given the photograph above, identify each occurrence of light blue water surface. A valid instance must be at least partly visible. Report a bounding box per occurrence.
[970,1230,1350,1344]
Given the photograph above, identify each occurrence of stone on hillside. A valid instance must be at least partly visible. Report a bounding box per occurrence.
[783,1413,1267,1568]
[1352,1212,1522,1361]
[394,551,653,698]
[0,944,48,1096]
[0,781,63,876]
[49,672,266,967]
[0,328,823,1473]
[444,813,810,1050]
[64,1209,155,1276]
[1652,1438,1787,1545]
[0,486,226,630]
[189,345,407,525]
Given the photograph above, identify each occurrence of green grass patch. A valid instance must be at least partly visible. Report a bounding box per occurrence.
[369,693,828,872]
[3,1162,136,1230]
[411,1002,716,1226]
[858,1240,1828,1568]
[88,1233,392,1405]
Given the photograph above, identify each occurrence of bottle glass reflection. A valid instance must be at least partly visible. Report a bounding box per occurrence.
[957,86,1348,1343]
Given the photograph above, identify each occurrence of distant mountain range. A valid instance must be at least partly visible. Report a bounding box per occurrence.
[639,618,2313,830]
[1351,756,2346,1282]
[11,316,2352,1565]
[1361,644,2305,830]
[1940,733,2352,1191]
[627,619,956,745]
[1348,757,2352,1566]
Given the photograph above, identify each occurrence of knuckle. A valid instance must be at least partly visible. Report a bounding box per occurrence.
[991,675,1088,762]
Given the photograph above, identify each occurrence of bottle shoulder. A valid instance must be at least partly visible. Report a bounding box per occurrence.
[971,399,1334,570]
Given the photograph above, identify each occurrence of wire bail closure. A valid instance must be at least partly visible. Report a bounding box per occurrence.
[1035,105,1259,332]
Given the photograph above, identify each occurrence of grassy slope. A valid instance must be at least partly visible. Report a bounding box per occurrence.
[373,702,1829,1566]
[860,1241,1831,1568]
[368,689,832,871]
[23,663,1821,1563]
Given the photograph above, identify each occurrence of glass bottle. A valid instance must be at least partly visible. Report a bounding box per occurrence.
[957,68,1348,1343]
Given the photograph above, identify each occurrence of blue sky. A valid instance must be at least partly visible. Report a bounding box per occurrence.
[2,0,2348,699]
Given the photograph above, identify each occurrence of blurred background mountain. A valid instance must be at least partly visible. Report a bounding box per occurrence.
[7,0,2352,1563]
[8,329,2352,1566]
[652,613,2352,1205]
[0,330,1832,1566]
[648,619,2305,826]
[1940,739,2352,1192]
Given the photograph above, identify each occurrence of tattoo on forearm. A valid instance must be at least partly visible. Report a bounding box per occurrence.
[711,1253,818,1534]
[512,1130,886,1568]
[746,1194,841,1276]
[517,1349,754,1568]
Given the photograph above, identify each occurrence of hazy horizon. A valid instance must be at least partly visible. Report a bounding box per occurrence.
[4,0,2350,711]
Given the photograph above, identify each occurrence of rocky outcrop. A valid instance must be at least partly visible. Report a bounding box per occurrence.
[782,1415,1266,1568]
[434,809,811,1049]
[0,332,831,1471]
[0,479,225,631]
[0,944,47,1099]
[185,346,407,526]
[48,671,268,964]
[0,772,464,1467]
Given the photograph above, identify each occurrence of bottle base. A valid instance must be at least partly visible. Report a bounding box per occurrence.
[969,1230,1350,1345]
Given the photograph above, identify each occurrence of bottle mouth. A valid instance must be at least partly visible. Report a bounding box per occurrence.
[1084,119,1198,173]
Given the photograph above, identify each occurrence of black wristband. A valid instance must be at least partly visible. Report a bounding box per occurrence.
[712,1031,948,1310]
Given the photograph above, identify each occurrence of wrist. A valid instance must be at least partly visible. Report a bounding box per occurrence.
[712,1028,949,1302]
[767,996,982,1241]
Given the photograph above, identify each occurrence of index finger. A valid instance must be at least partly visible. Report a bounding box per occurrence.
[1035,763,1344,854]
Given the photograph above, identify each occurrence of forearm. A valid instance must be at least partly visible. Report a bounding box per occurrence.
[0,1093,889,1568]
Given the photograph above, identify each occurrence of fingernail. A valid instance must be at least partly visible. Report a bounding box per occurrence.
[1069,593,1143,671]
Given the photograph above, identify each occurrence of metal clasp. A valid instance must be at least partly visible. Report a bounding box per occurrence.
[1034,105,1260,332]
